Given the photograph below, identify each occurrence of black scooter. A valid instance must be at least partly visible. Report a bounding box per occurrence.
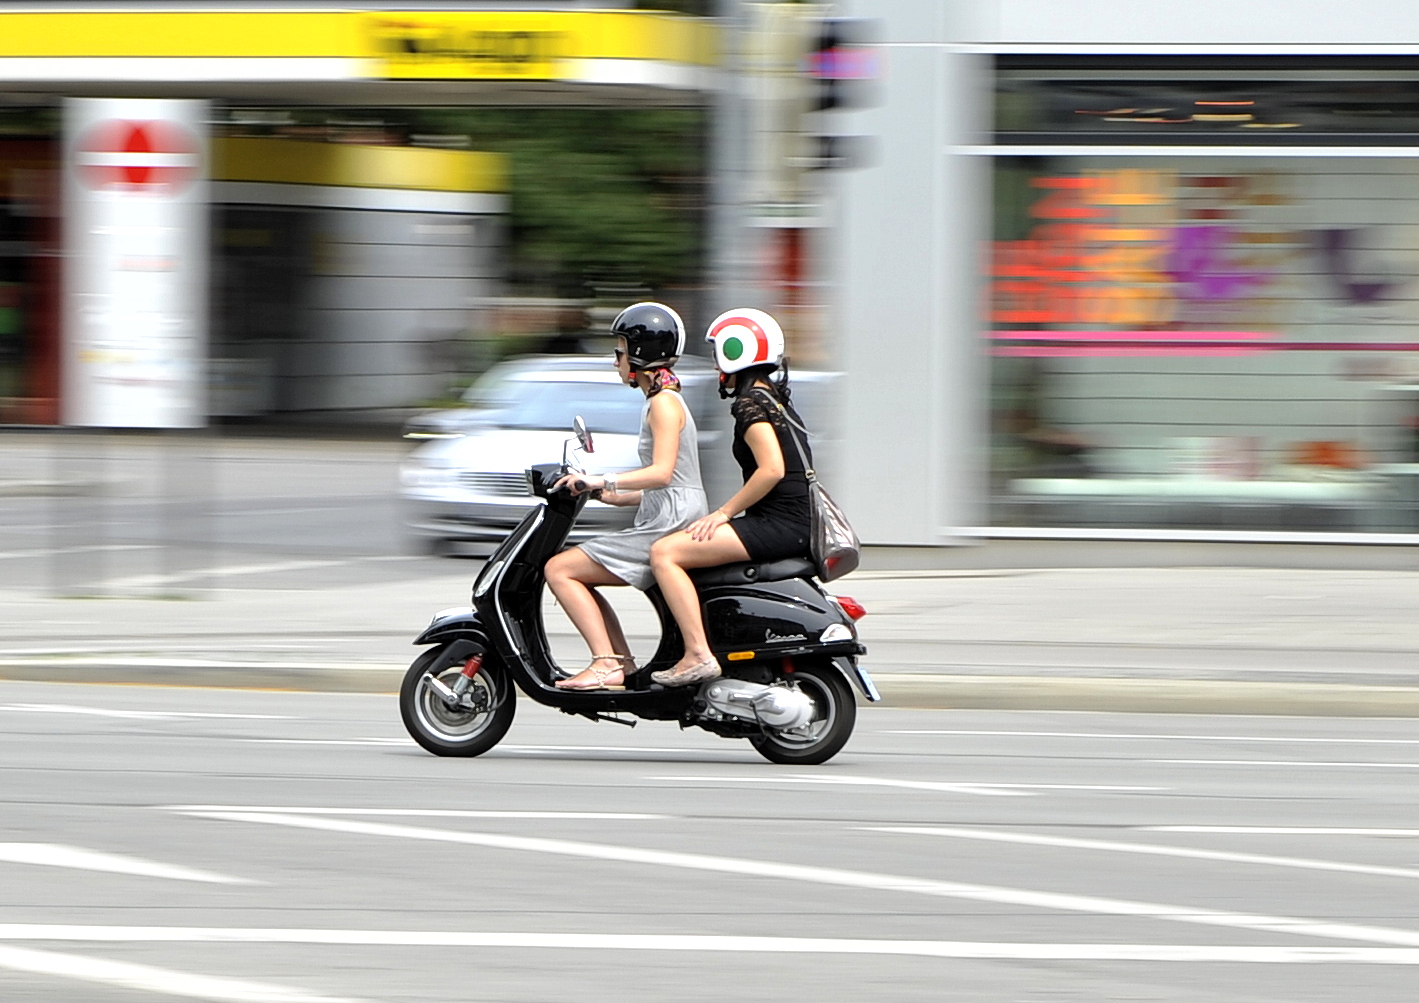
[399,418,878,765]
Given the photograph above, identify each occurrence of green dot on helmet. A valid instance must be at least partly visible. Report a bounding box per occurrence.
[723,336,744,361]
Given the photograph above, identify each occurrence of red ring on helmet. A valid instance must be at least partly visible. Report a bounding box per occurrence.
[709,314,771,363]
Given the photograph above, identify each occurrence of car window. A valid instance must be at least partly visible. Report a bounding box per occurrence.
[460,363,524,409]
[499,380,643,435]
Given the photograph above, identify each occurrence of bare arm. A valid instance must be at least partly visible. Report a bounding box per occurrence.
[557,391,684,498]
[685,421,784,542]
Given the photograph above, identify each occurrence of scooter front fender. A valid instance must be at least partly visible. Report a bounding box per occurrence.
[414,606,491,647]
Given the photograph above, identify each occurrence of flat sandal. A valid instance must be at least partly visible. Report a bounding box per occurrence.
[555,655,629,691]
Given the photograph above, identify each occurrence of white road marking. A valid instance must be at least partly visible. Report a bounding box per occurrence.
[503,745,735,754]
[222,506,343,517]
[239,739,411,747]
[864,826,1419,881]
[107,560,347,589]
[162,806,667,820]
[648,774,1026,796]
[649,774,1162,797]
[103,553,427,590]
[0,844,254,885]
[181,811,1419,948]
[1149,827,1419,837]
[4,926,1419,965]
[0,703,295,721]
[0,544,155,562]
[886,729,1419,746]
[0,943,359,1002]
[1152,760,1419,769]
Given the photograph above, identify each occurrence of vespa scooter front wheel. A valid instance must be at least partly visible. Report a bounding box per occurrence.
[749,663,856,766]
[400,644,516,757]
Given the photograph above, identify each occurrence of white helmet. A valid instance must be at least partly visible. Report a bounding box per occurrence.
[705,308,785,374]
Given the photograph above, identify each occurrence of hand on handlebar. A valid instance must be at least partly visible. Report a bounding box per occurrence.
[553,473,605,496]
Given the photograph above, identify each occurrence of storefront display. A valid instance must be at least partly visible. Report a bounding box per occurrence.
[989,65,1419,532]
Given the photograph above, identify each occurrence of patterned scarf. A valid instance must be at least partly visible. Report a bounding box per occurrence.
[644,366,681,397]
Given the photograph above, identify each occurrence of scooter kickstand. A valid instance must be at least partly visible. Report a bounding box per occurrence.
[591,712,637,728]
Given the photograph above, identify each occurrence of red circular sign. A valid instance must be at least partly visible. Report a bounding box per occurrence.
[75,119,201,196]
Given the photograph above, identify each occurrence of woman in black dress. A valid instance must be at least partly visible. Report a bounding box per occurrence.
[648,308,810,686]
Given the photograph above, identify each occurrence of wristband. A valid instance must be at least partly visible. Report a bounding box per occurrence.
[604,473,618,493]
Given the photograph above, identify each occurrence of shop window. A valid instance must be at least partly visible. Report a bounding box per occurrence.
[989,156,1419,532]
[997,56,1419,145]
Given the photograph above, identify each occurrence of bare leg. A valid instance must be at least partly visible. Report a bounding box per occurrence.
[544,547,632,686]
[649,525,750,674]
[590,589,636,670]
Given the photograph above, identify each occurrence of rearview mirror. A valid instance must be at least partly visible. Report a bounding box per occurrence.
[573,415,594,453]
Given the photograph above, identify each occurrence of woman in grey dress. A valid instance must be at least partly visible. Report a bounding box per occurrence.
[545,302,707,691]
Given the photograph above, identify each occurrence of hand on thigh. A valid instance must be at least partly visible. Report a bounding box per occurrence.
[655,524,749,571]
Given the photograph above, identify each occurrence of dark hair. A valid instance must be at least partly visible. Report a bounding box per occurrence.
[725,361,792,403]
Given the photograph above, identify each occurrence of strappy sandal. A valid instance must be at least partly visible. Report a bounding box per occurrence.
[555,655,630,691]
[552,653,636,682]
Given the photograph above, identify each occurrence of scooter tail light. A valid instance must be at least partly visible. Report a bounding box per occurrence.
[834,595,866,621]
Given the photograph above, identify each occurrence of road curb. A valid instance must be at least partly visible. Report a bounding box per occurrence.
[871,673,1419,717]
[6,659,1419,715]
[0,479,109,497]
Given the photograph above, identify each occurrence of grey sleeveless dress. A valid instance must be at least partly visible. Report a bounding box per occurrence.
[578,390,707,590]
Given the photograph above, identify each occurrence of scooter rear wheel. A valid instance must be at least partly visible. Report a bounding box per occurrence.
[749,663,856,766]
[400,644,516,757]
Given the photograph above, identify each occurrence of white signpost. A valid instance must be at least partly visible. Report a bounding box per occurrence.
[63,98,208,428]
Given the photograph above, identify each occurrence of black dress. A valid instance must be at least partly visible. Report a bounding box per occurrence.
[727,387,812,563]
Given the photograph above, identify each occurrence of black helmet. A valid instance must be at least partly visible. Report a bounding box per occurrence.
[610,302,685,370]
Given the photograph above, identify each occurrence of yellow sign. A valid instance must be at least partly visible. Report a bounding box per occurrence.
[0,9,717,83]
[367,14,566,80]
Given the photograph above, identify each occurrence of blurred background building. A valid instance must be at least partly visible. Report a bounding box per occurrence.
[4,1,1419,556]
[832,0,1419,548]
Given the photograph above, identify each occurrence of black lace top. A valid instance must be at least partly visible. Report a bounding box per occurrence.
[731,387,812,524]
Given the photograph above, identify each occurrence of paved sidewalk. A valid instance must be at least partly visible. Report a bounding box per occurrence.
[2,565,1417,714]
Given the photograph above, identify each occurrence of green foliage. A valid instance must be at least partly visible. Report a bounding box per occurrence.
[413,108,707,296]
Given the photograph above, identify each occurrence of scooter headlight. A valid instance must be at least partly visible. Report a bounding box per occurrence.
[472,559,505,599]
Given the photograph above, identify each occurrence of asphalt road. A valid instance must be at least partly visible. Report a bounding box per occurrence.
[3,679,1419,1001]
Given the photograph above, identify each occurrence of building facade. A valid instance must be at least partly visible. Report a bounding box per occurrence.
[0,4,717,427]
[830,0,1419,549]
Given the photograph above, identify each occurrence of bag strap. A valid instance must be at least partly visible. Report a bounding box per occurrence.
[749,387,816,483]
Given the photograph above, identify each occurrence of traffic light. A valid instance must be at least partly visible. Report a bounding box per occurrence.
[805,19,878,112]
[801,18,877,169]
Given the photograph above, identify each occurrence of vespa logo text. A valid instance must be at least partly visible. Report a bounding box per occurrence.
[765,629,807,644]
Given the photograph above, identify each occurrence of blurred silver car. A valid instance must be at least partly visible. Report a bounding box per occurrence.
[400,358,716,552]
[402,355,605,440]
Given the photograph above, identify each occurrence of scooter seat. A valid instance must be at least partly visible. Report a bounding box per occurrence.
[689,556,817,588]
